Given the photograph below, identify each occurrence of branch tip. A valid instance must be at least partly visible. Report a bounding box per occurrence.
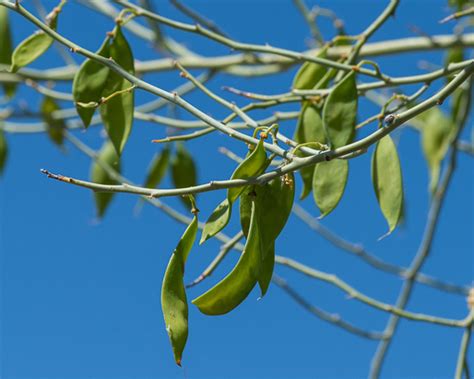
[40,169,72,183]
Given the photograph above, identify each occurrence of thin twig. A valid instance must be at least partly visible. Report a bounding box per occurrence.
[273,274,386,340]
[440,7,474,24]
[293,0,325,45]
[186,231,244,288]
[275,256,469,328]
[454,309,474,379]
[170,0,230,38]
[38,63,474,200]
[292,204,470,296]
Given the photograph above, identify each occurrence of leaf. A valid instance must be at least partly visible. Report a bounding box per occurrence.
[171,143,197,210]
[193,200,262,315]
[312,158,348,217]
[72,38,111,128]
[144,147,170,189]
[41,96,65,147]
[161,215,198,366]
[200,140,267,244]
[90,141,121,218]
[292,47,328,90]
[99,25,135,155]
[0,129,8,176]
[134,147,170,214]
[10,32,53,73]
[227,141,268,203]
[371,135,404,236]
[9,8,59,73]
[294,103,326,199]
[415,109,455,193]
[0,7,16,97]
[199,198,231,243]
[322,71,358,148]
[448,0,471,10]
[240,173,295,295]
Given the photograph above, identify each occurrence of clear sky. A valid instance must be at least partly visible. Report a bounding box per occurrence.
[1,1,473,378]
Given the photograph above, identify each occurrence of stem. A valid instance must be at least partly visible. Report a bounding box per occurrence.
[1,1,292,159]
[273,274,385,340]
[275,256,469,328]
[115,0,400,80]
[39,64,474,200]
[292,204,470,296]
[454,309,474,379]
[186,231,244,288]
[440,7,474,24]
[293,0,325,45]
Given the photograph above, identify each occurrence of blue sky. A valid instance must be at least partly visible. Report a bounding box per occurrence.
[1,1,473,378]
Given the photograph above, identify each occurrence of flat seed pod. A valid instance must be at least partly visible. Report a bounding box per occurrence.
[171,143,197,210]
[294,104,326,199]
[0,7,16,97]
[200,140,267,244]
[371,135,403,236]
[9,9,59,73]
[72,38,111,128]
[0,129,8,176]
[161,215,198,366]
[193,200,262,315]
[90,141,121,218]
[99,25,135,155]
[144,147,170,189]
[322,71,358,148]
[41,96,65,147]
[312,158,348,218]
[240,172,295,295]
[292,47,328,90]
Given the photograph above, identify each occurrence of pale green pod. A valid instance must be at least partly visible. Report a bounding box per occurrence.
[193,200,262,315]
[415,108,455,193]
[41,96,65,147]
[72,38,111,128]
[161,215,198,366]
[10,9,58,73]
[144,147,170,189]
[294,104,326,199]
[322,71,358,148]
[292,47,328,90]
[171,143,197,210]
[99,25,135,155]
[0,7,16,97]
[200,140,267,244]
[312,158,348,217]
[240,172,295,295]
[371,135,404,235]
